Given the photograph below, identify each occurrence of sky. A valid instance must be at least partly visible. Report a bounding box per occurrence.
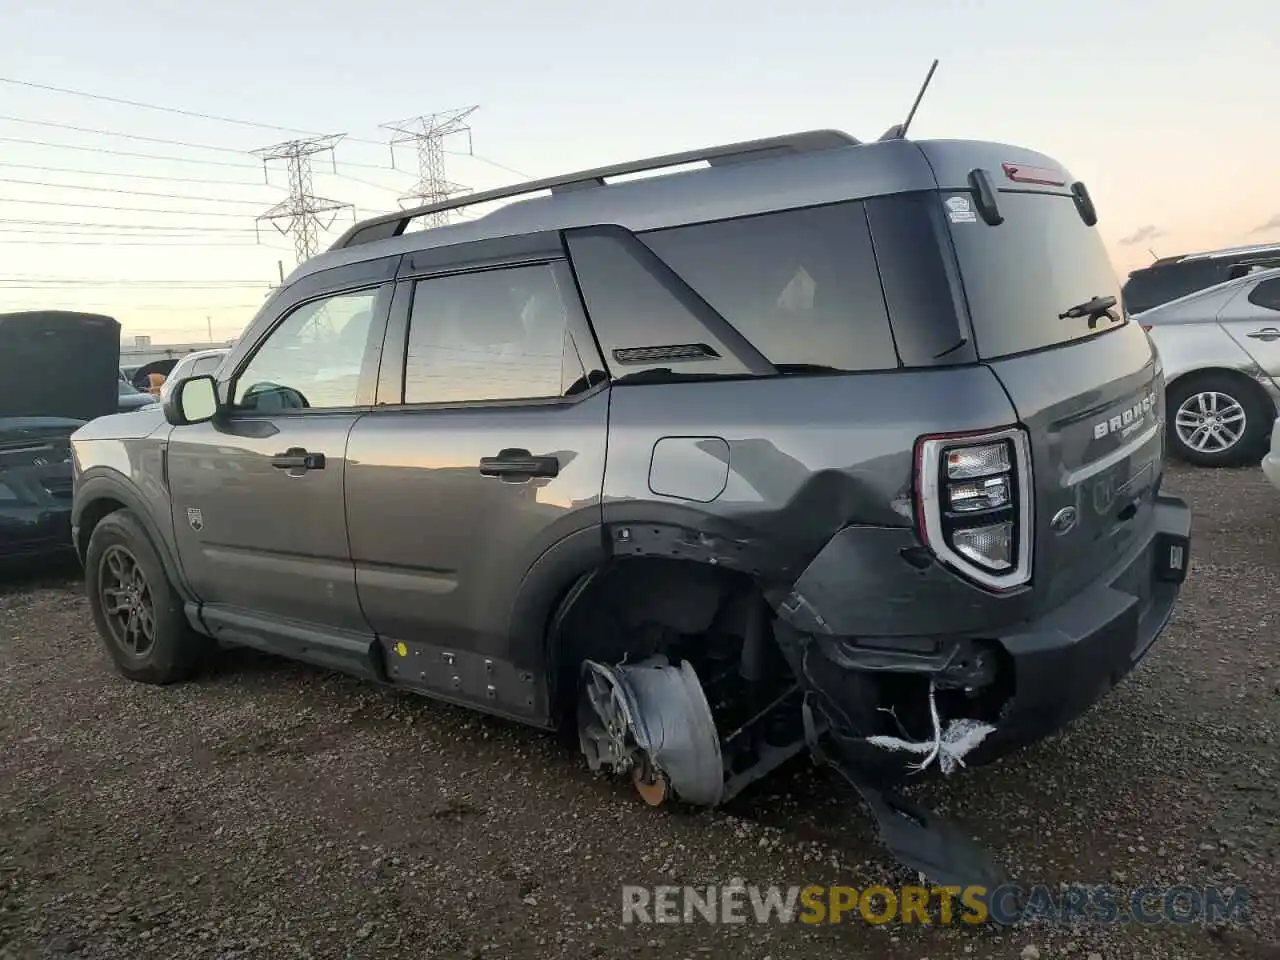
[1,0,1277,343]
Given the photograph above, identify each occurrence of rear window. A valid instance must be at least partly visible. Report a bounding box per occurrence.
[639,202,900,372]
[944,191,1125,359]
[1124,256,1280,314]
[1122,260,1224,315]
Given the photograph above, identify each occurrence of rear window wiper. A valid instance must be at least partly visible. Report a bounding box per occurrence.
[1058,295,1119,329]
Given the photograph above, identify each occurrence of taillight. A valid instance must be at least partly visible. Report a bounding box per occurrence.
[1001,161,1066,187]
[1141,324,1152,332]
[914,427,1033,591]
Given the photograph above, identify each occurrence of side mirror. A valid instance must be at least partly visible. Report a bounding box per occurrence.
[163,375,220,426]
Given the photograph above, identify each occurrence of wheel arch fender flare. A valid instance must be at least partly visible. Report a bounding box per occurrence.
[74,469,194,603]
[525,503,804,716]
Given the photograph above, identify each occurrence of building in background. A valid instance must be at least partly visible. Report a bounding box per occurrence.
[119,334,236,369]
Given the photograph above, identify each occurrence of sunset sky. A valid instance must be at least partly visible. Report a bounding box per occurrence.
[1,0,1277,343]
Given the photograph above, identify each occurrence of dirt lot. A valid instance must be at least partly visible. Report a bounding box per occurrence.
[1,461,1277,960]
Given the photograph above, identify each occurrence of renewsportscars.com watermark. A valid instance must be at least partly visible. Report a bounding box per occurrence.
[621,883,1250,927]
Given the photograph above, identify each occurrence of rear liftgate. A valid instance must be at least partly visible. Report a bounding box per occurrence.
[577,627,1013,895]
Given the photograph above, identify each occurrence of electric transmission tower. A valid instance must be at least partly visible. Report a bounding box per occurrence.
[252,134,353,264]
[381,107,478,226]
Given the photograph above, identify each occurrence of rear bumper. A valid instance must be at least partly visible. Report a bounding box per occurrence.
[811,494,1191,773]
[1261,416,1280,491]
[971,495,1190,760]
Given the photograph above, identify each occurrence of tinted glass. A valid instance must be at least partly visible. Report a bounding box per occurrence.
[403,262,583,404]
[234,289,379,411]
[640,202,900,371]
[1248,278,1280,312]
[945,191,1125,359]
[189,354,224,377]
[864,192,972,367]
[1122,261,1224,315]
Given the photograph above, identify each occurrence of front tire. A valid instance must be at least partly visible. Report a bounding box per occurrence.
[85,509,210,684]
[1166,372,1273,467]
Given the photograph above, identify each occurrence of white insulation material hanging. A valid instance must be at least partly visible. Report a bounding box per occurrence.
[865,681,997,775]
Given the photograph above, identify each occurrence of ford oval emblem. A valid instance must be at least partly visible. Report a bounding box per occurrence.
[1050,506,1078,535]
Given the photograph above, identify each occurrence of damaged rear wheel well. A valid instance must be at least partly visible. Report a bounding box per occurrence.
[550,557,776,714]
[558,556,811,806]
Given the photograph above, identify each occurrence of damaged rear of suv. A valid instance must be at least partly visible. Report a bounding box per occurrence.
[566,140,1192,883]
[72,126,1190,889]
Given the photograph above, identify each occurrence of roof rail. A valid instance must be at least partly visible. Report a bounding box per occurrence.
[1179,241,1280,262]
[329,129,860,251]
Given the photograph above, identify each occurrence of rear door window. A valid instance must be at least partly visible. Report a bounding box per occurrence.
[944,191,1126,359]
[639,202,900,372]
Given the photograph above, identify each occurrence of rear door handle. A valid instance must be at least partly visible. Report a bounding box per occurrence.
[271,447,326,471]
[1246,327,1280,341]
[479,448,559,479]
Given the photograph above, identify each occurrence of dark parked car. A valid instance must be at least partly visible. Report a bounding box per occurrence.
[1123,241,1280,316]
[70,129,1192,887]
[2,311,120,561]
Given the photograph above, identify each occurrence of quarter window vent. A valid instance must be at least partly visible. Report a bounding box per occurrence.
[612,343,721,365]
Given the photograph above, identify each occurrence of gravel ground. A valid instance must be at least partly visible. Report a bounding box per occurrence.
[1,461,1277,960]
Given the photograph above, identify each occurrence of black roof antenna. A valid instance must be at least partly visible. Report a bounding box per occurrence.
[878,59,939,141]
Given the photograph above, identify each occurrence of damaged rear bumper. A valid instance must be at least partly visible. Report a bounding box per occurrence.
[790,494,1192,773]
[971,495,1190,761]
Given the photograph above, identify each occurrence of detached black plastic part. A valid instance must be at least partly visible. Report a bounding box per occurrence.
[802,698,1013,898]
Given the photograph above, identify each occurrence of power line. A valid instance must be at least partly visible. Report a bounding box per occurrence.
[0,75,325,137]
[0,114,251,154]
[0,230,256,240]
[0,196,274,218]
[446,149,530,179]
[0,240,283,247]
[0,284,272,290]
[0,175,277,205]
[0,135,260,168]
[323,170,408,194]
[0,217,256,232]
[0,158,278,186]
[0,74,387,147]
[0,124,526,182]
[0,277,273,285]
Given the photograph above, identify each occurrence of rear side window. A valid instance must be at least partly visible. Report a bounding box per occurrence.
[640,202,900,371]
[1248,278,1280,312]
[945,191,1125,359]
[190,354,223,377]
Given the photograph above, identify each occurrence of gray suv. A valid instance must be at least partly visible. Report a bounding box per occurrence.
[70,129,1192,887]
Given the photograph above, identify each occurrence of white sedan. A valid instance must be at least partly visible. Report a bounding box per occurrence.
[158,349,229,401]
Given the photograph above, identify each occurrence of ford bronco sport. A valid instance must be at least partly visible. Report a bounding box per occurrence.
[70,128,1192,887]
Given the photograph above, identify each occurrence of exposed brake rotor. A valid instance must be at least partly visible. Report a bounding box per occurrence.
[578,657,726,808]
[631,756,670,806]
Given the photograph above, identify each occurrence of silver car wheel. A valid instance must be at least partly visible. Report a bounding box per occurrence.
[1174,391,1247,453]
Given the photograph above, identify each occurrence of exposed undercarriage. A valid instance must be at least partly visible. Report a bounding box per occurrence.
[565,558,1016,891]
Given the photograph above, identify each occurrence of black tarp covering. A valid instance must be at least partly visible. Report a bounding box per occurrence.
[0,311,121,421]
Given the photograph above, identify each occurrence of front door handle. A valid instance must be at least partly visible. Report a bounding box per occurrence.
[1246,327,1280,341]
[271,447,326,472]
[479,448,559,479]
